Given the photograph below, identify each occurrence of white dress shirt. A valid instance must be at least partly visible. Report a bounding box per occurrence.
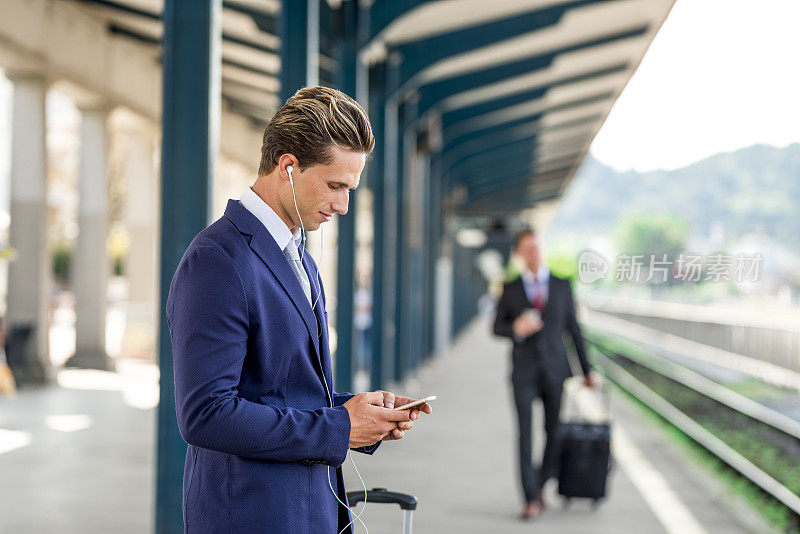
[239,186,302,251]
[521,264,550,306]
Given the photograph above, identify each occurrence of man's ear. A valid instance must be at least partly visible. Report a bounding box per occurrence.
[278,154,300,181]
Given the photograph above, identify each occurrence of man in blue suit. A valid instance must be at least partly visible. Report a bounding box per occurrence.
[167,86,431,533]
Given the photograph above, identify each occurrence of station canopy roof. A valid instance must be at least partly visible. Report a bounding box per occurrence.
[73,0,673,214]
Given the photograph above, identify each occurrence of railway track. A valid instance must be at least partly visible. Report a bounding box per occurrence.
[583,334,800,532]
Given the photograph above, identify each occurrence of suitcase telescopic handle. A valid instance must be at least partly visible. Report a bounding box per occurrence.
[346,488,418,510]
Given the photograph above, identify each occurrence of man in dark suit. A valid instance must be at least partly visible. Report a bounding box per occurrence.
[167,86,431,533]
[493,229,594,520]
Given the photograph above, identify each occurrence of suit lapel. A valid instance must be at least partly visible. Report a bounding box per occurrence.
[302,247,333,393]
[516,278,529,310]
[223,200,321,358]
[542,277,554,319]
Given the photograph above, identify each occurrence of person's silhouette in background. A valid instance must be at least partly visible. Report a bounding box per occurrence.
[493,229,595,520]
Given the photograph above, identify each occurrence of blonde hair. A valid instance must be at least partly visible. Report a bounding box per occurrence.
[258,86,374,175]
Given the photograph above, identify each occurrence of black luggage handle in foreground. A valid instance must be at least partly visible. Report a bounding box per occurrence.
[346,487,418,510]
[347,488,418,533]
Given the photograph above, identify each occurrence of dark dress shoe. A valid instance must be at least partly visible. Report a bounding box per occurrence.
[520,500,543,520]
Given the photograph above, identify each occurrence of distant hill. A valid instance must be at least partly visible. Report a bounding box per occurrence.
[549,143,800,253]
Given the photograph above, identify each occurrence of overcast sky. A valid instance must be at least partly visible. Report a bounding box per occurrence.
[590,0,800,172]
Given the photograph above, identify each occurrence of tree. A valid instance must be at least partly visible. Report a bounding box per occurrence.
[613,211,689,259]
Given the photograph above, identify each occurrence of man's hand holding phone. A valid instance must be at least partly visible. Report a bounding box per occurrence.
[513,309,543,338]
[343,391,434,446]
[382,393,434,441]
[343,392,413,447]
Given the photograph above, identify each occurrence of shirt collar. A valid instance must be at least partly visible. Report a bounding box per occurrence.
[522,264,549,283]
[239,186,302,251]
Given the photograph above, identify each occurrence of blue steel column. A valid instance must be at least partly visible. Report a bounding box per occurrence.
[453,238,467,336]
[334,0,358,391]
[426,153,443,358]
[422,153,433,360]
[280,0,309,102]
[418,143,430,364]
[156,0,220,532]
[400,99,422,374]
[421,153,435,361]
[397,97,419,379]
[381,55,401,385]
[368,61,387,389]
[392,98,407,382]
[413,150,429,367]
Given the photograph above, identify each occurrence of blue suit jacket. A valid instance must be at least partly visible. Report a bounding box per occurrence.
[167,199,377,533]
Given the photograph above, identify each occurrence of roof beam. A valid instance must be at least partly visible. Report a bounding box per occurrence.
[458,135,591,188]
[443,90,613,153]
[415,24,648,116]
[442,87,547,130]
[441,61,628,122]
[442,113,602,170]
[450,137,537,179]
[465,167,571,206]
[75,0,159,20]
[76,0,280,36]
[367,0,428,45]
[459,189,561,215]
[108,22,160,45]
[224,1,278,35]
[396,0,594,87]
[74,0,280,54]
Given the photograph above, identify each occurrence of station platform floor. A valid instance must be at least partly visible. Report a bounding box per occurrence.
[0,316,777,533]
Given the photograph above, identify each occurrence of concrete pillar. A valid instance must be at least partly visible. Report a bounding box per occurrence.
[67,105,111,370]
[122,119,159,360]
[5,72,51,385]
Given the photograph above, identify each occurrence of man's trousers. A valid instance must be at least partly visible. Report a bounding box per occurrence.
[512,373,563,503]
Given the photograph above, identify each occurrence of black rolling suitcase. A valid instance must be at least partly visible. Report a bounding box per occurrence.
[558,421,611,505]
[557,377,613,507]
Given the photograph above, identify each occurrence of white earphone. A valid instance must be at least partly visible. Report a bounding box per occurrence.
[286,163,368,534]
[286,164,323,309]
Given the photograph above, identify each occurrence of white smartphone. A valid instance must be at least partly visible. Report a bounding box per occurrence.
[395,396,436,411]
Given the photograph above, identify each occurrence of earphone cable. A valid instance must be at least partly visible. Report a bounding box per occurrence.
[288,166,367,532]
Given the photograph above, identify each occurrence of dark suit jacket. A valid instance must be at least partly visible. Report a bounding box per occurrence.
[493,273,590,386]
[167,199,377,533]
